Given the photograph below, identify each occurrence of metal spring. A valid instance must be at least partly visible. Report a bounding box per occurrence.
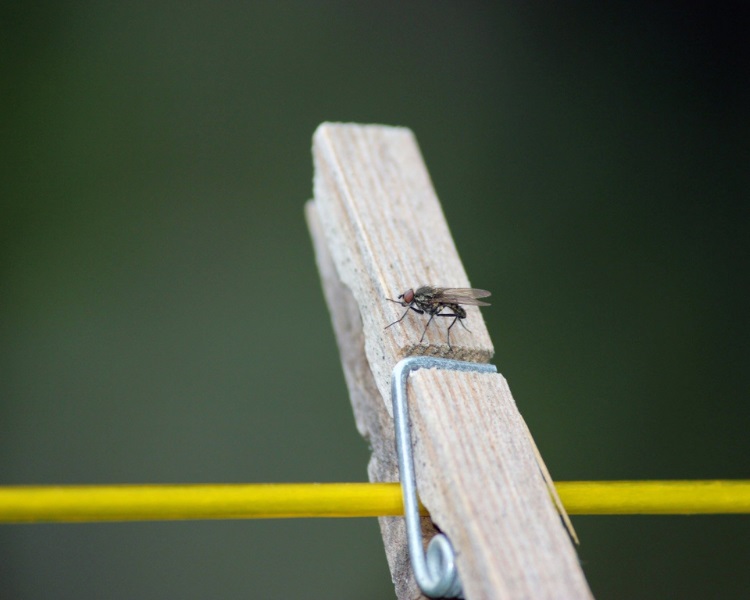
[391,356,497,598]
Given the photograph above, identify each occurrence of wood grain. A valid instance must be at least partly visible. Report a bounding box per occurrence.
[307,122,592,599]
[306,201,431,599]
[409,369,590,599]
[312,123,494,412]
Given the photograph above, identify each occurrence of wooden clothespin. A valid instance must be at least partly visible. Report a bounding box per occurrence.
[306,123,592,599]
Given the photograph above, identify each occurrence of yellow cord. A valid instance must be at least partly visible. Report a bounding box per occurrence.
[557,480,750,515]
[0,483,410,523]
[0,481,748,524]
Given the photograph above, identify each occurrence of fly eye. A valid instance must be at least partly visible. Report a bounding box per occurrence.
[402,289,415,304]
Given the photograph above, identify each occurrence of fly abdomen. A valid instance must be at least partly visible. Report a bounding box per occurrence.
[443,303,466,319]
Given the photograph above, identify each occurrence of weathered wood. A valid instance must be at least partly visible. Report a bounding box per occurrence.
[312,123,493,410]
[307,122,592,599]
[307,202,431,599]
[409,370,589,598]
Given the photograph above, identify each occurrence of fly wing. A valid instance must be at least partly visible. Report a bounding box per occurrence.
[436,288,492,306]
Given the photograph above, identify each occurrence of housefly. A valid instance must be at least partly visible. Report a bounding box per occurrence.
[385,286,491,348]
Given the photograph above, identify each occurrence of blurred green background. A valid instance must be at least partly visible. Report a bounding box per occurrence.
[1,3,747,598]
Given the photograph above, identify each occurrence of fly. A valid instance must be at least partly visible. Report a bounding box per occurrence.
[385,285,491,349]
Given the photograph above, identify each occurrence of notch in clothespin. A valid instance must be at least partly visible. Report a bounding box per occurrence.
[306,123,591,599]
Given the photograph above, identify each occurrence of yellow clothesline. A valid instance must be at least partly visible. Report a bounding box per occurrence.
[1,480,748,524]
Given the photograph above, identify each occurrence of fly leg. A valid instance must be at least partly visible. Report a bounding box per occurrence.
[385,305,424,330]
[434,312,464,349]
[419,313,436,343]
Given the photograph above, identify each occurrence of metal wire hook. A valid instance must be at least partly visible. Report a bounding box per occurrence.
[391,356,498,599]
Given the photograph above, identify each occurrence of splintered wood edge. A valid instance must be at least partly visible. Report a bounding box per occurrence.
[409,369,592,599]
[312,122,494,413]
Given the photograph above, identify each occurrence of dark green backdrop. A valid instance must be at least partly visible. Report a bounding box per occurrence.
[2,3,747,598]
